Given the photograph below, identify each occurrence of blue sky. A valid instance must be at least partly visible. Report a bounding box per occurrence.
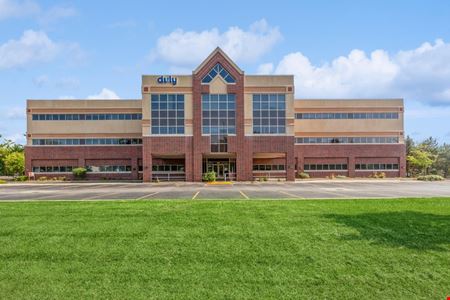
[1,0,450,144]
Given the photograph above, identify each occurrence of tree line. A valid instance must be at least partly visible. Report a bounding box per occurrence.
[0,135,24,177]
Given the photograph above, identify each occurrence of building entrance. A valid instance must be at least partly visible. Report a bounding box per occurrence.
[203,157,236,181]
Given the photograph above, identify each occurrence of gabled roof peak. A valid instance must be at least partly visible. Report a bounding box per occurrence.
[193,47,244,75]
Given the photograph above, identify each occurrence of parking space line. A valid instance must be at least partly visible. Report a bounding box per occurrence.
[136,192,159,200]
[239,190,250,199]
[82,191,123,200]
[279,191,303,199]
[192,191,200,200]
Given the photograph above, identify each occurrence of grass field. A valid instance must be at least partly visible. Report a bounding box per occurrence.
[0,198,449,299]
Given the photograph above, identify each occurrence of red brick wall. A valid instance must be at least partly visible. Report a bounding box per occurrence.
[142,136,193,182]
[25,146,142,180]
[295,144,406,178]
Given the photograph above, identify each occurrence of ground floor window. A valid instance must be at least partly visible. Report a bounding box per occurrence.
[356,163,399,171]
[32,166,75,173]
[203,158,236,180]
[253,164,285,171]
[86,166,132,173]
[304,164,348,171]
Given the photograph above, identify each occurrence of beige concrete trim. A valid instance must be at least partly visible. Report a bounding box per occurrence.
[244,87,288,93]
[148,87,193,93]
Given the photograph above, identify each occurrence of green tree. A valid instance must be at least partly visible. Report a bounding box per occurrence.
[407,149,435,176]
[436,144,450,178]
[4,152,25,176]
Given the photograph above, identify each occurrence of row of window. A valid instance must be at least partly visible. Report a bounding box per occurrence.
[152,165,185,172]
[304,164,348,171]
[295,112,399,120]
[32,165,132,173]
[32,113,142,121]
[86,166,132,173]
[253,164,286,171]
[295,137,399,144]
[355,163,399,170]
[32,138,142,146]
[32,166,75,173]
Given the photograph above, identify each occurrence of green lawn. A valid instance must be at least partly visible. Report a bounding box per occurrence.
[0,198,449,299]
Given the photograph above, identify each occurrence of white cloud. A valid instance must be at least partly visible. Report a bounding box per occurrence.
[6,107,25,120]
[0,0,39,20]
[260,39,450,106]
[4,133,26,145]
[33,74,49,87]
[55,77,80,89]
[0,30,83,69]
[151,19,282,68]
[87,88,120,100]
[257,63,274,74]
[38,5,77,24]
[58,95,76,100]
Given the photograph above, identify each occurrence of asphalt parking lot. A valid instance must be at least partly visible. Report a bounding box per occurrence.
[0,180,449,201]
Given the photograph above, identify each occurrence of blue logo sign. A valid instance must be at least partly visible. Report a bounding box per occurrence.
[157,76,177,86]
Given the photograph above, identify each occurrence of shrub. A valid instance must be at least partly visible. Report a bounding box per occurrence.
[298,172,310,179]
[57,176,66,181]
[13,175,28,182]
[262,176,268,182]
[72,167,87,179]
[336,175,347,179]
[0,179,6,184]
[38,176,48,181]
[417,174,444,181]
[202,171,216,182]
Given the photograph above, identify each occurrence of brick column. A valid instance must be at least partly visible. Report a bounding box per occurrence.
[142,138,152,182]
[78,158,85,168]
[286,151,295,181]
[131,157,138,180]
[399,144,407,177]
[348,156,355,178]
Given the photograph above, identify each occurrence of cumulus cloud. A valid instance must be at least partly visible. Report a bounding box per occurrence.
[0,30,84,69]
[151,19,282,68]
[0,0,39,20]
[87,88,120,100]
[259,39,450,106]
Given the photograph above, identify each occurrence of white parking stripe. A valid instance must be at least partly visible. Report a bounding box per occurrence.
[192,191,200,199]
[135,192,159,200]
[239,190,249,199]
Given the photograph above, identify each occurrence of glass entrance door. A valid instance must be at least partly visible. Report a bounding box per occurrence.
[203,158,236,181]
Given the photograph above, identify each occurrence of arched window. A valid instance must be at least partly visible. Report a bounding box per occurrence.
[201,63,236,84]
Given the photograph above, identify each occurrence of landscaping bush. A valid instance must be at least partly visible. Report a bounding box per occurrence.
[336,175,347,179]
[57,177,67,181]
[72,167,87,179]
[202,171,216,182]
[38,176,48,181]
[298,172,310,179]
[13,175,28,182]
[0,179,6,184]
[417,174,444,181]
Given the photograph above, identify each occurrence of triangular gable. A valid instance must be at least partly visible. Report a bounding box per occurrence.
[193,47,244,75]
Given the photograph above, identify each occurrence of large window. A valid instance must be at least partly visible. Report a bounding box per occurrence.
[86,165,132,173]
[295,136,399,144]
[253,94,286,134]
[32,113,142,121]
[151,94,184,134]
[202,94,235,153]
[202,94,236,135]
[295,112,399,119]
[201,63,236,84]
